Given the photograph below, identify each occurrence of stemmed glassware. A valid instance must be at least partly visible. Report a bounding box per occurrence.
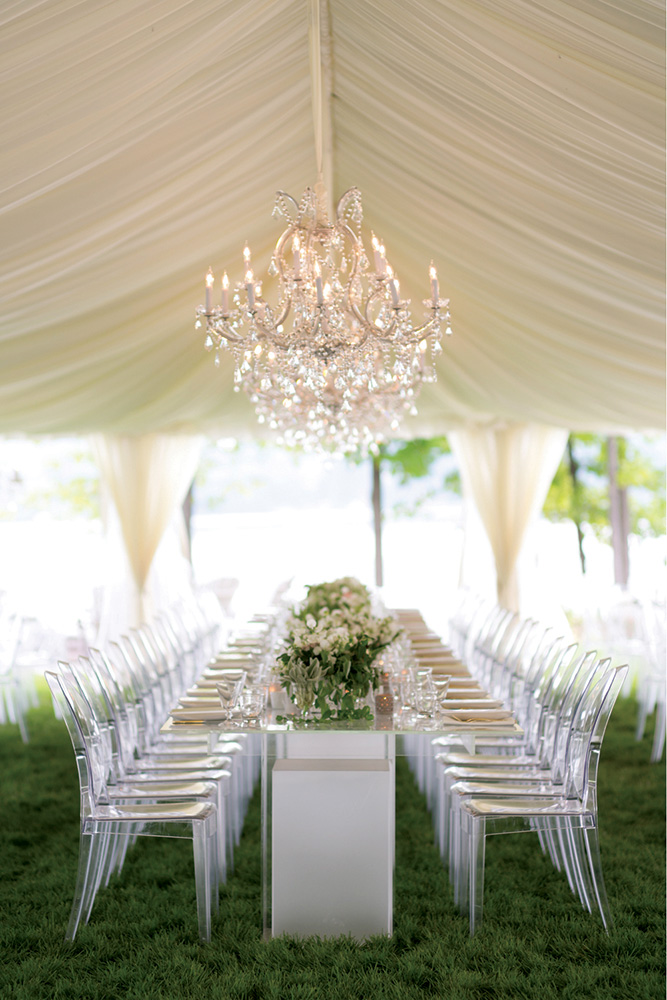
[216,671,247,722]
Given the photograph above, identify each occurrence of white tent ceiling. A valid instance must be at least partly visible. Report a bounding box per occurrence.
[0,0,664,438]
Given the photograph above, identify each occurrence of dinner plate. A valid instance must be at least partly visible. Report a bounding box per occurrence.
[439,698,504,710]
[438,708,514,723]
[170,707,231,722]
[179,695,223,708]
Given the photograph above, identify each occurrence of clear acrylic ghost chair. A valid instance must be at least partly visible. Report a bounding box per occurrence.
[469,607,517,683]
[446,652,609,904]
[434,640,583,862]
[89,648,240,804]
[88,646,245,871]
[427,627,562,849]
[448,591,483,659]
[458,664,627,935]
[46,670,219,942]
[108,637,212,757]
[450,594,494,664]
[63,657,231,882]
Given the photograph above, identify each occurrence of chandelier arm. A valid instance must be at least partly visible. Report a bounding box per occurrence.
[203,314,246,347]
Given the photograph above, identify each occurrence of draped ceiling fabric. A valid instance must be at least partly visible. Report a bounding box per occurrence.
[0,0,663,439]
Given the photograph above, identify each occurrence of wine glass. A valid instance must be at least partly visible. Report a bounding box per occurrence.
[216,682,236,721]
[216,670,247,722]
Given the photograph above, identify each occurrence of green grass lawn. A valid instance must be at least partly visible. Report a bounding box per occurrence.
[0,691,664,1000]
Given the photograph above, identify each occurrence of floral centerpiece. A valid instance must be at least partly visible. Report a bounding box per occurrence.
[276,577,401,721]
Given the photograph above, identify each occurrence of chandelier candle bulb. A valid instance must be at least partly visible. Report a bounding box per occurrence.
[371,234,385,275]
[292,235,302,278]
[314,259,324,305]
[429,263,439,304]
[221,272,229,314]
[388,273,400,307]
[205,268,214,313]
[245,269,255,309]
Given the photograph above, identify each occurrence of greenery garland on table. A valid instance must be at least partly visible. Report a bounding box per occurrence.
[277,577,401,721]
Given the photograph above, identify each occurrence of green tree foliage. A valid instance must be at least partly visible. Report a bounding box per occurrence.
[373,436,460,518]
[543,434,665,572]
[26,446,101,520]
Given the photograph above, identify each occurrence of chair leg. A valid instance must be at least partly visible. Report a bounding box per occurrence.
[635,698,649,742]
[582,825,613,932]
[560,821,592,911]
[468,814,486,935]
[66,831,100,940]
[193,822,213,942]
[650,700,665,763]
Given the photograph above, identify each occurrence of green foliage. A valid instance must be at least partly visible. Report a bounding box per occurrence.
[195,443,267,511]
[32,448,100,520]
[0,692,664,1000]
[543,434,666,542]
[359,436,460,520]
[380,436,454,484]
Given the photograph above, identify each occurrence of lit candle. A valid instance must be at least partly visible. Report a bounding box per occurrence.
[371,233,384,275]
[429,262,439,304]
[292,234,301,278]
[386,265,400,307]
[243,244,251,274]
[245,268,255,309]
[205,268,214,313]
[314,259,324,306]
[221,271,229,314]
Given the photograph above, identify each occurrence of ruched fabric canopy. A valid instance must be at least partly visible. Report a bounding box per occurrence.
[0,0,664,437]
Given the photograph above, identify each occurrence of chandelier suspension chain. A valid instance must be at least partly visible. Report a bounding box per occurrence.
[308,0,335,220]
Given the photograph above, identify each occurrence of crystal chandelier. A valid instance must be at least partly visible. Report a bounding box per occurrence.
[196,0,451,451]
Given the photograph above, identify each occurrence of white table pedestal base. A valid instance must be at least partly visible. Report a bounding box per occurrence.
[272,758,392,940]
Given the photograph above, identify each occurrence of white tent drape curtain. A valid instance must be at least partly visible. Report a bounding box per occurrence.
[91,433,204,642]
[451,423,568,611]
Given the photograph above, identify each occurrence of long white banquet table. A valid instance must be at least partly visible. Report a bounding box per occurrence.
[161,708,522,941]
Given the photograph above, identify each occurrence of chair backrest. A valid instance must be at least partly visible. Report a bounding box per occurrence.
[537,648,597,768]
[507,623,556,715]
[126,629,170,721]
[101,643,155,759]
[547,653,611,782]
[472,607,517,682]
[45,669,109,818]
[448,592,488,659]
[521,639,575,754]
[111,637,162,743]
[491,616,536,702]
[565,664,628,807]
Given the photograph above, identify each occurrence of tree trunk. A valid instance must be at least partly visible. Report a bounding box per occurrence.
[608,436,630,589]
[371,455,383,588]
[566,436,586,574]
